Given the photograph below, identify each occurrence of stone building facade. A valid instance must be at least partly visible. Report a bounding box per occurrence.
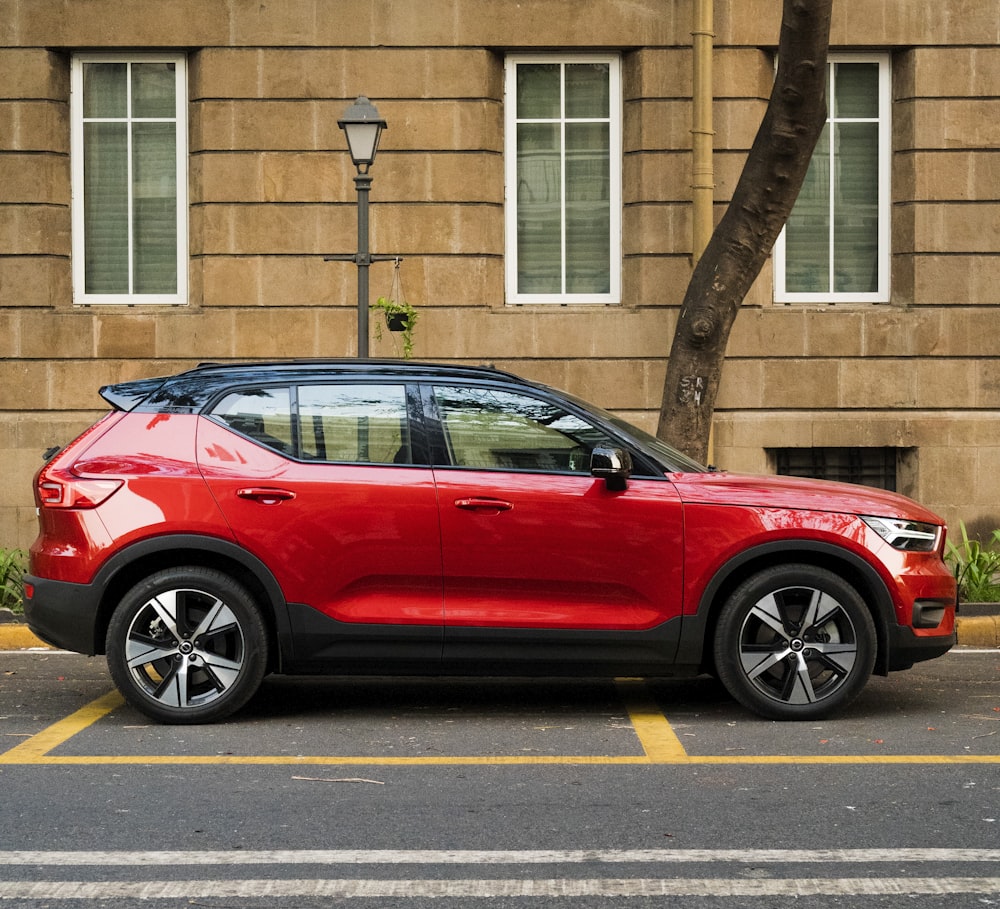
[1,0,998,551]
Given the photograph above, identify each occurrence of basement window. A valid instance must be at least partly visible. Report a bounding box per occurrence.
[771,447,908,492]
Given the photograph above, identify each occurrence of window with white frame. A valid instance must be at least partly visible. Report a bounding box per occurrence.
[505,56,621,305]
[71,55,188,305]
[774,56,890,304]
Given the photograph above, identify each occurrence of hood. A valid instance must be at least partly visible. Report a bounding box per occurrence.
[670,472,944,524]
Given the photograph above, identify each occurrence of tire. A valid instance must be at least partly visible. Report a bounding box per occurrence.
[106,567,269,724]
[713,564,876,721]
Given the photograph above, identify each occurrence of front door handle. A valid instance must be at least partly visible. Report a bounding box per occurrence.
[454,497,514,514]
[237,487,296,505]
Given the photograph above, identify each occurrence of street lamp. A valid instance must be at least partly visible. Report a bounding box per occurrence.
[334,96,387,357]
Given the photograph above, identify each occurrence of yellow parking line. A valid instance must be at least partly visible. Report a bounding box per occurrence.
[0,690,124,763]
[615,678,689,761]
[2,685,998,766]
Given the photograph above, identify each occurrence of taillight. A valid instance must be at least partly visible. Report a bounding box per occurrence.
[36,465,123,509]
[34,411,126,510]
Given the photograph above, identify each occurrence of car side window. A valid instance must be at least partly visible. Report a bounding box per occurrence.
[211,387,294,454]
[432,385,614,473]
[298,384,411,464]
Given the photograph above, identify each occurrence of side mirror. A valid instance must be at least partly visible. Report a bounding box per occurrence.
[591,447,632,492]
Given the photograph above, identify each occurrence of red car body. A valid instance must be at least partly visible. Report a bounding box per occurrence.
[24,361,957,723]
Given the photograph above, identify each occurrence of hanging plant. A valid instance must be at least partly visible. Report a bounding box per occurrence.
[371,295,418,358]
[371,258,418,358]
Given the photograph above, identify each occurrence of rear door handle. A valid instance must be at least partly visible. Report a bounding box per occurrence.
[454,497,513,513]
[237,487,296,505]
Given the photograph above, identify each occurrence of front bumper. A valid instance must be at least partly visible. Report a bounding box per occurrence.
[886,622,956,671]
[23,575,103,655]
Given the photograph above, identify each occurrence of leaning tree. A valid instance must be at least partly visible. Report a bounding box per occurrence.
[657,0,833,463]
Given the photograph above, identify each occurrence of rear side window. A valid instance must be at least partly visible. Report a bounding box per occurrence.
[298,384,410,464]
[210,384,411,464]
[211,387,293,455]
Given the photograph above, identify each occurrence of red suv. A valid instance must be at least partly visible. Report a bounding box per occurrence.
[24,361,957,724]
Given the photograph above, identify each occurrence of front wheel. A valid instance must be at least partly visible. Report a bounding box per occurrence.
[106,567,269,724]
[713,565,876,721]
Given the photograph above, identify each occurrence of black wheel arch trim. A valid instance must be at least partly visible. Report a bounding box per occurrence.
[677,539,897,675]
[88,534,291,666]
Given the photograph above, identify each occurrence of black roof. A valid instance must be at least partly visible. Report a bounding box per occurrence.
[100,359,535,413]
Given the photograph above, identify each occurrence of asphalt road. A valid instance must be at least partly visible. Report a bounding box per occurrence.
[1,647,998,907]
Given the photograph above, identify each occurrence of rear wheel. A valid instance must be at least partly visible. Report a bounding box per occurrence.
[713,565,876,720]
[106,567,268,724]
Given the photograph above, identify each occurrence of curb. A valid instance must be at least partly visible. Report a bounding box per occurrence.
[955,615,1000,649]
[1,617,998,652]
[0,624,56,650]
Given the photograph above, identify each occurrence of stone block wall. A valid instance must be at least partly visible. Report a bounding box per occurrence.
[1,0,999,551]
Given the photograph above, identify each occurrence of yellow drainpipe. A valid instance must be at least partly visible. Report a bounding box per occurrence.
[692,0,716,464]
[691,0,715,264]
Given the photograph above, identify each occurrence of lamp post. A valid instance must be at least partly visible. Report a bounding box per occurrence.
[333,96,387,358]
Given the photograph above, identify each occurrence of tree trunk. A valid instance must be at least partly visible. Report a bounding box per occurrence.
[657,0,833,464]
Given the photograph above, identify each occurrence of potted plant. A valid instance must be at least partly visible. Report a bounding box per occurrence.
[371,295,418,359]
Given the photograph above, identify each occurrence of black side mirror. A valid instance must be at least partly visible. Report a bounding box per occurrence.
[591,447,632,492]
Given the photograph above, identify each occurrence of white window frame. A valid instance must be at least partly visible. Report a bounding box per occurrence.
[71,53,188,306]
[774,54,891,305]
[504,55,622,305]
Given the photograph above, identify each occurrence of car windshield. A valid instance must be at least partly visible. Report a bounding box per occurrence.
[556,391,708,474]
[606,415,708,474]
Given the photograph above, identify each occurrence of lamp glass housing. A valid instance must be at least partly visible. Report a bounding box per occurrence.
[338,96,386,170]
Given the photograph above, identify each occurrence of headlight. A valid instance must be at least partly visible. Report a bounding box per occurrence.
[861,516,940,552]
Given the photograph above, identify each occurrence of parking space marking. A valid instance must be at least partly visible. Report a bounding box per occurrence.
[2,683,999,766]
[615,678,688,760]
[0,689,123,763]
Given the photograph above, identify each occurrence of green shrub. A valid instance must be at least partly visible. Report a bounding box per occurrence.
[946,522,1000,603]
[0,548,26,614]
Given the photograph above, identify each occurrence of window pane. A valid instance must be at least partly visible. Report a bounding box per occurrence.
[83,122,129,294]
[508,56,618,303]
[833,122,879,293]
[565,123,610,293]
[516,63,560,119]
[132,62,177,118]
[212,388,294,455]
[565,63,610,118]
[834,62,878,119]
[784,127,830,293]
[434,386,610,472]
[133,123,178,293]
[75,56,185,303]
[83,63,127,118]
[298,385,409,464]
[517,122,562,293]
[778,58,886,302]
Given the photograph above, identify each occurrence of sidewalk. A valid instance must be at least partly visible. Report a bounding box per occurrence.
[1,611,997,650]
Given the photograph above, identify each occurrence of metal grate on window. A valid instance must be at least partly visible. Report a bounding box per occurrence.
[772,447,897,492]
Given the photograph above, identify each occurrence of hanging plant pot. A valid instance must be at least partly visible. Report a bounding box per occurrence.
[386,311,410,332]
[370,258,418,358]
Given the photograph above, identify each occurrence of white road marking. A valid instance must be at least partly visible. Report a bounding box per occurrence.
[3,847,1000,865]
[1,877,999,899]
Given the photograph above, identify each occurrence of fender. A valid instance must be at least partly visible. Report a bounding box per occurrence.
[90,534,293,664]
[676,539,895,673]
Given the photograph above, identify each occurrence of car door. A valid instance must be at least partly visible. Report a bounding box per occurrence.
[199,381,443,667]
[428,384,685,672]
